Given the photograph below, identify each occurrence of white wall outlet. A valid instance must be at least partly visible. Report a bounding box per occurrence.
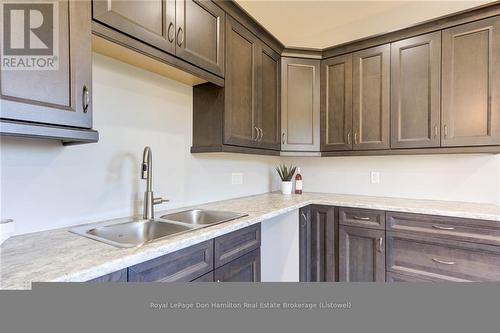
[370,171,380,184]
[231,172,244,185]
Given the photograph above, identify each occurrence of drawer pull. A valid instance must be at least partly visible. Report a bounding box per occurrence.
[377,237,383,253]
[432,225,455,231]
[432,258,455,265]
[353,216,370,221]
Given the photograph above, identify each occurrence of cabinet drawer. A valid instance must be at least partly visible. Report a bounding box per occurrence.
[215,248,261,282]
[87,269,128,282]
[214,224,261,268]
[128,240,213,282]
[387,232,500,281]
[339,207,385,229]
[387,212,500,246]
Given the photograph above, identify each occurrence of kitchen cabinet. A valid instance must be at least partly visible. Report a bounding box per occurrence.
[321,54,353,151]
[441,16,500,146]
[214,224,261,268]
[128,240,213,282]
[281,58,321,152]
[299,205,336,282]
[1,0,97,144]
[339,225,385,282]
[391,32,441,148]
[192,17,280,154]
[92,0,225,78]
[87,269,128,282]
[214,249,261,282]
[352,44,390,150]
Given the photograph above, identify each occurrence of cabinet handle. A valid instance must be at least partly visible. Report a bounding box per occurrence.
[354,132,358,144]
[432,225,455,231]
[434,125,438,138]
[176,27,184,46]
[347,131,351,145]
[254,127,259,141]
[377,237,383,253]
[353,216,370,221]
[432,258,455,265]
[444,125,448,138]
[167,22,175,43]
[300,212,308,222]
[282,133,286,144]
[258,128,263,141]
[82,85,89,113]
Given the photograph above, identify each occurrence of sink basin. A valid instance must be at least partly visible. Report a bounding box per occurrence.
[70,219,193,248]
[160,209,247,226]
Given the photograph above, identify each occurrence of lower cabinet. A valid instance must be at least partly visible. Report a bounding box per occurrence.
[191,271,215,282]
[87,268,128,282]
[299,205,336,282]
[339,225,386,282]
[214,249,261,282]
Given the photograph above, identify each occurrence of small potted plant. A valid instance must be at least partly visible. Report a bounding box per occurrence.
[275,164,297,195]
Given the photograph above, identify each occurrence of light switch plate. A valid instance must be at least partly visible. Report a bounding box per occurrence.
[231,173,243,185]
[370,171,380,184]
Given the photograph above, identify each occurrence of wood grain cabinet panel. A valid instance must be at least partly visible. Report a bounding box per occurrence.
[1,0,92,128]
[175,0,225,76]
[387,232,500,282]
[224,16,260,148]
[214,248,261,282]
[352,44,391,150]
[339,225,385,282]
[386,271,437,282]
[128,240,213,282]
[93,0,175,55]
[442,16,500,146]
[339,207,385,230]
[214,224,261,268]
[190,271,214,282]
[391,32,441,148]
[281,58,321,151]
[321,54,353,151]
[299,205,336,282]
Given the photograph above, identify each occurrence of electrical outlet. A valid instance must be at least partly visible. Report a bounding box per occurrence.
[370,171,380,184]
[231,173,243,185]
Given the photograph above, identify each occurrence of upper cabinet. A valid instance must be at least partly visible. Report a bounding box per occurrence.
[321,54,353,151]
[352,45,390,150]
[175,0,225,77]
[441,17,500,146]
[0,0,97,144]
[281,58,321,152]
[92,0,225,78]
[391,32,441,148]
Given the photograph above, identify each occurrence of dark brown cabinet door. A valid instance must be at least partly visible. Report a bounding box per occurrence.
[442,17,500,146]
[175,0,225,77]
[214,249,261,282]
[258,44,281,150]
[1,0,92,128]
[299,205,336,282]
[352,44,390,150]
[93,0,175,55]
[224,16,259,148]
[281,58,321,151]
[321,54,353,151]
[391,32,441,148]
[339,226,385,282]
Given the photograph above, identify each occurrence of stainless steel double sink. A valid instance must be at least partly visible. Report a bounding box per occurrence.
[70,209,247,248]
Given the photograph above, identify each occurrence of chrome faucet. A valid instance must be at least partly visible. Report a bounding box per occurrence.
[141,146,168,220]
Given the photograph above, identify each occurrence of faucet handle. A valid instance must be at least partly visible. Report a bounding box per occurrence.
[153,197,169,205]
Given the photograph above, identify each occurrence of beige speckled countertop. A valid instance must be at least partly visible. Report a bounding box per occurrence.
[1,192,499,289]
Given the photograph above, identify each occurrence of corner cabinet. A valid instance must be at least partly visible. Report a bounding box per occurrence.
[0,0,98,144]
[92,0,225,77]
[281,57,321,152]
[192,16,280,154]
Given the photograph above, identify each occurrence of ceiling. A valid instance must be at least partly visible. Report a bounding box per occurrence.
[235,0,495,49]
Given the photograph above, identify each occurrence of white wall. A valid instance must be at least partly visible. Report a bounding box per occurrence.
[0,54,279,235]
[261,209,299,282]
[283,154,500,206]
